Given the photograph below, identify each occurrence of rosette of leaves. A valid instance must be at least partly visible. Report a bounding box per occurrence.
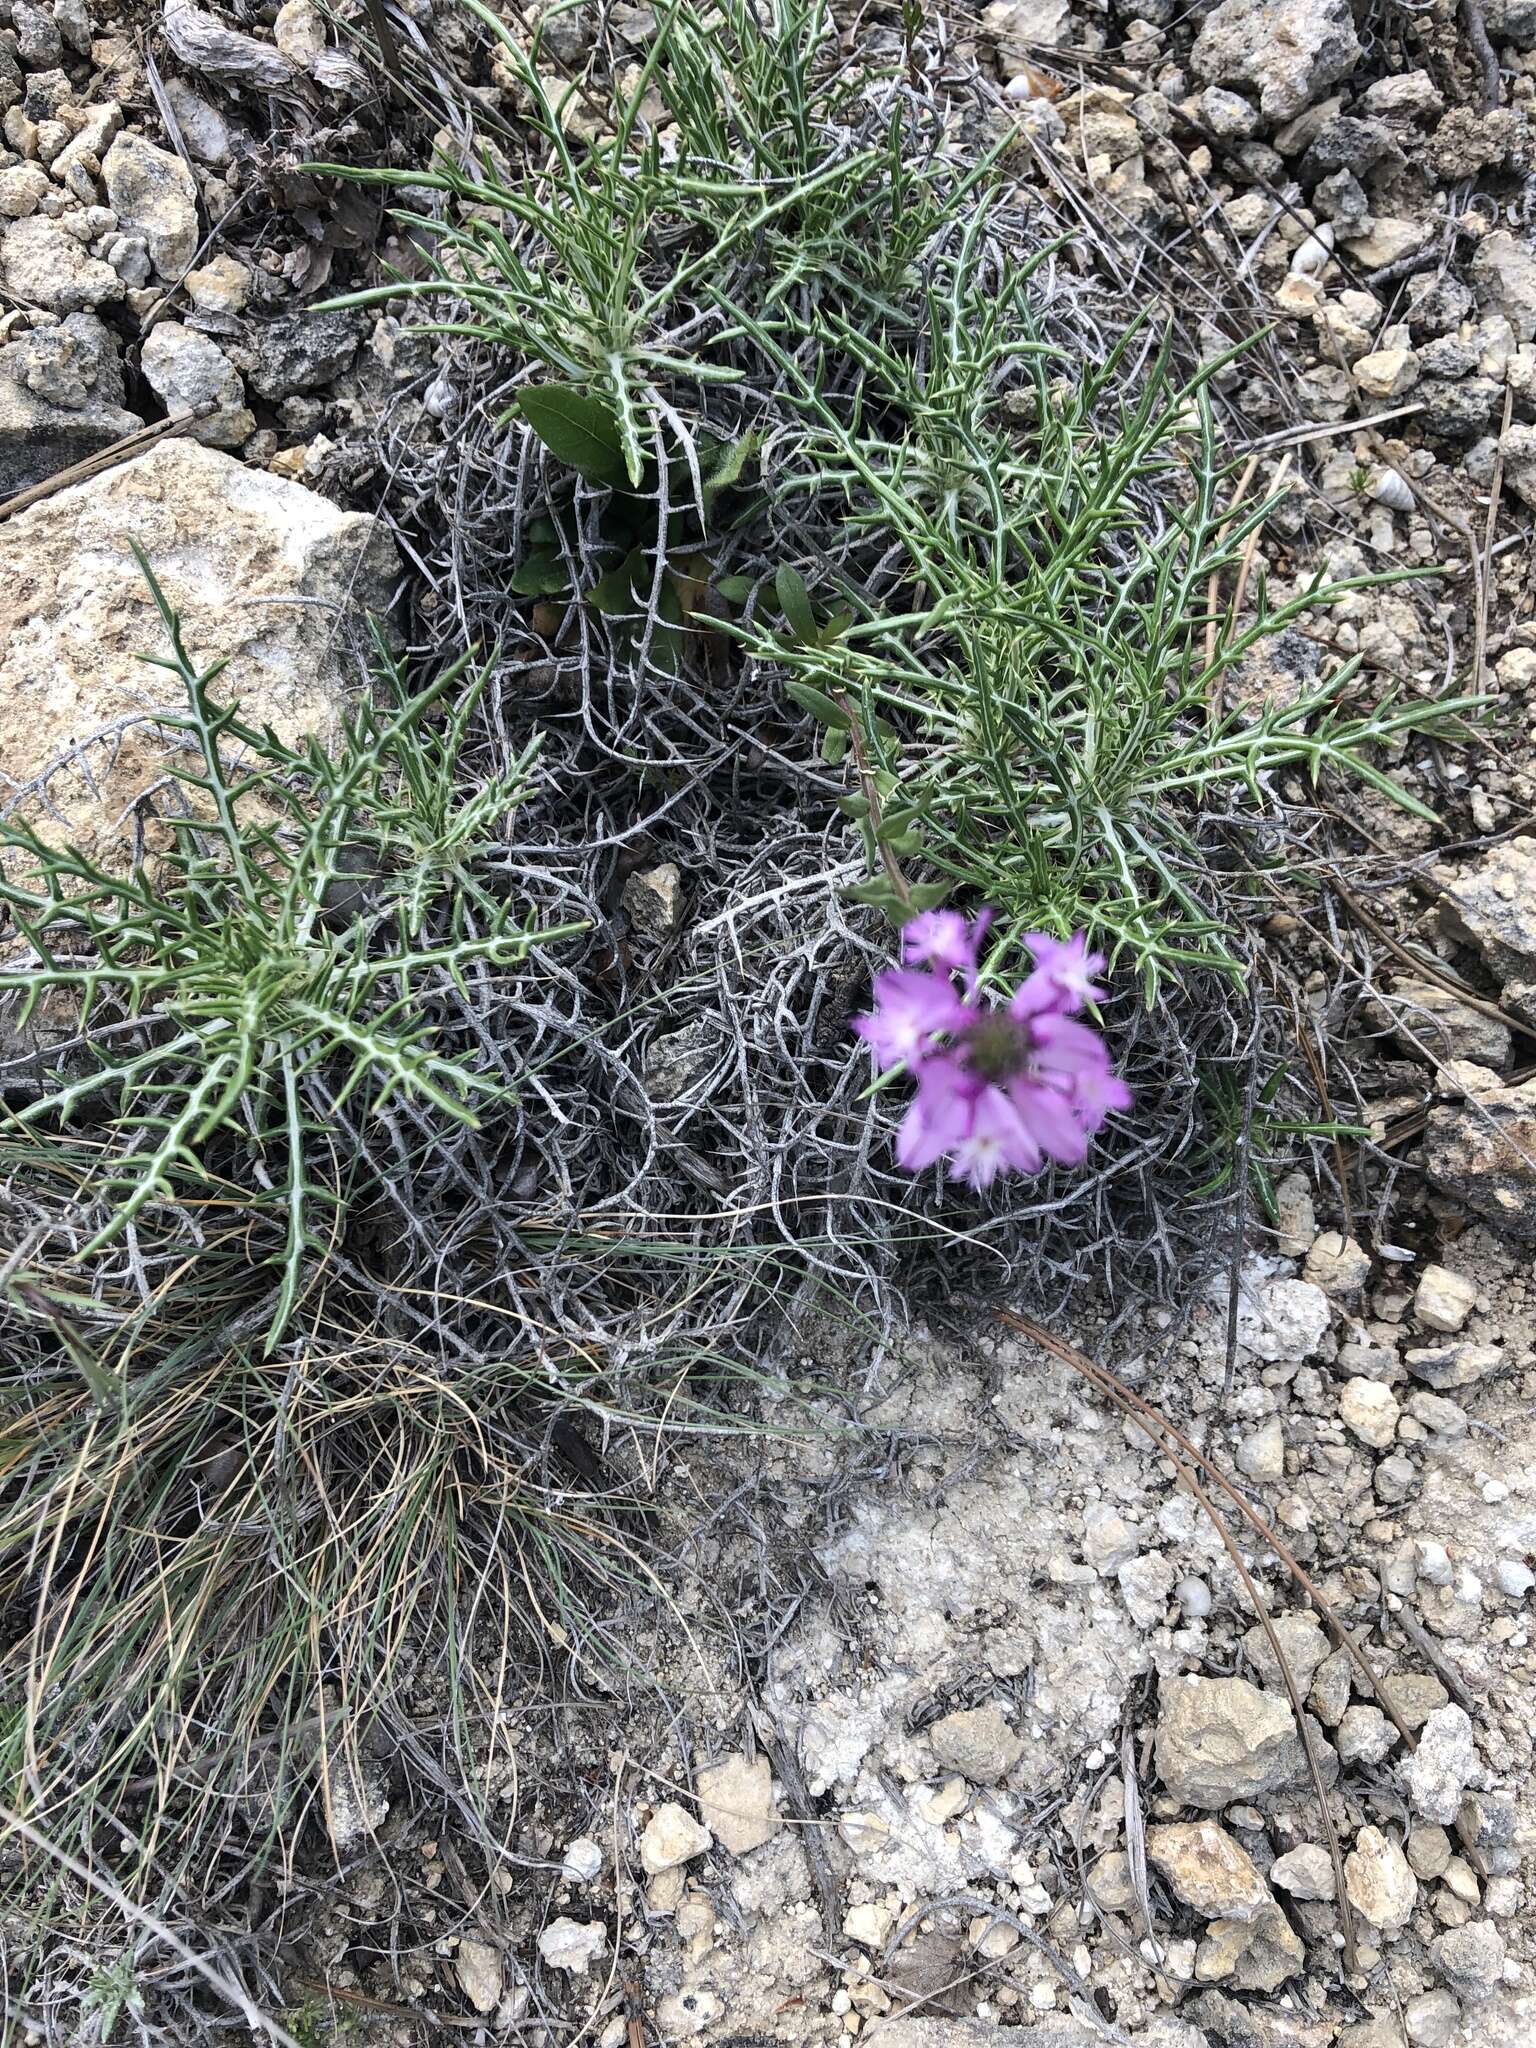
[510,380,760,666]
[0,554,583,1344]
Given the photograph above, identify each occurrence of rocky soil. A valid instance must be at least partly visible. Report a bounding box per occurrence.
[4,0,1536,2044]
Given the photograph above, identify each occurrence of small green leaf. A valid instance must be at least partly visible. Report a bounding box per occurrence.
[785,680,850,730]
[510,552,570,597]
[587,548,643,615]
[822,727,849,765]
[713,573,754,606]
[905,882,950,912]
[517,383,630,487]
[818,606,855,647]
[702,429,760,510]
[775,566,818,645]
[844,877,905,913]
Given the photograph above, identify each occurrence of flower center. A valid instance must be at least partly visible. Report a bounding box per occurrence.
[957,1012,1034,1085]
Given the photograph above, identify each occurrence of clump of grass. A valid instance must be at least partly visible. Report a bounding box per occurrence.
[0,578,794,1953]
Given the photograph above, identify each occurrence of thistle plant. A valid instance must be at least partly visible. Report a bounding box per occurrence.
[0,555,582,1344]
[310,0,899,489]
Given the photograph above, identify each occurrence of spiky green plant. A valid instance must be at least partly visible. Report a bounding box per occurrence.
[722,253,1478,991]
[312,0,1474,997]
[0,554,583,1346]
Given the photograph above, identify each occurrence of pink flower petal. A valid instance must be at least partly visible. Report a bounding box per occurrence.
[895,1055,975,1169]
[1025,932,1107,1011]
[853,968,966,1070]
[1009,1079,1091,1166]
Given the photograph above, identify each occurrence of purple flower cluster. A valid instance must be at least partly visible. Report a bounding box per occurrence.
[854,910,1131,1190]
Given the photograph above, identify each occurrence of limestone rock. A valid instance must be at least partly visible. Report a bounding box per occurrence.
[1374,979,1510,1071]
[1343,217,1430,268]
[274,0,327,66]
[1236,1415,1285,1482]
[560,1836,602,1883]
[1407,1824,1453,1878]
[1191,0,1361,123]
[1429,1920,1505,2002]
[1336,1703,1395,1765]
[1270,1843,1335,1900]
[1407,1992,1463,2047]
[643,1018,717,1105]
[1404,1339,1500,1391]
[0,312,142,496]
[1146,1821,1273,1920]
[0,163,50,218]
[1155,1676,1318,1807]
[102,133,199,279]
[455,1937,503,2011]
[1507,419,1536,507]
[0,215,123,313]
[1438,837,1536,1002]
[139,322,254,449]
[322,1753,388,1851]
[537,1918,606,1974]
[1119,1550,1176,1627]
[639,1801,712,1873]
[622,861,684,939]
[1194,1903,1305,1991]
[1414,1265,1478,1335]
[1424,1071,1536,1238]
[1403,1705,1479,1825]
[1472,230,1536,341]
[929,1704,1025,1785]
[185,253,252,315]
[1303,1230,1370,1294]
[1240,1611,1331,1695]
[696,1753,779,1856]
[1234,1275,1329,1363]
[1381,1672,1449,1732]
[1083,1503,1141,1573]
[1339,1377,1398,1448]
[843,1898,895,1947]
[0,438,395,865]
[1360,69,1445,120]
[1352,348,1419,400]
[1309,1647,1352,1727]
[52,100,122,186]
[1272,1172,1316,1257]
[1344,1825,1417,1933]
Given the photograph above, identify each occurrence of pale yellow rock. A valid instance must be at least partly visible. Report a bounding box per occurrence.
[696,1754,779,1856]
[639,1801,712,1873]
[454,1937,503,2013]
[1345,1824,1418,1933]
[184,252,251,314]
[1352,348,1420,400]
[1146,1821,1273,1921]
[0,438,395,868]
